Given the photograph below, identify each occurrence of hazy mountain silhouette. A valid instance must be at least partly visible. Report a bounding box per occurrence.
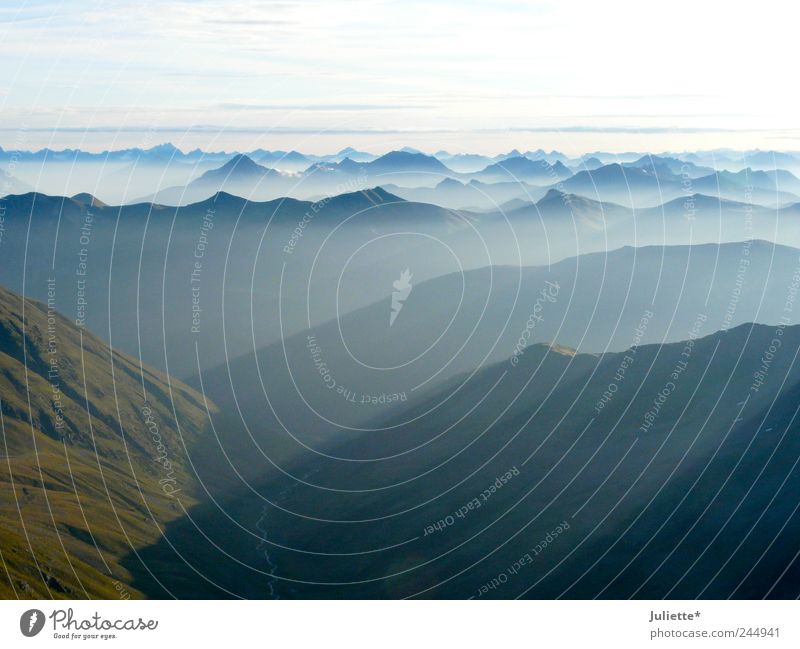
[0,188,471,379]
[131,322,800,598]
[473,156,572,183]
[433,152,495,173]
[256,150,313,171]
[187,239,800,490]
[571,156,604,171]
[692,170,800,205]
[144,154,286,205]
[557,162,800,208]
[382,177,547,210]
[312,150,453,177]
[505,188,629,227]
[626,154,713,178]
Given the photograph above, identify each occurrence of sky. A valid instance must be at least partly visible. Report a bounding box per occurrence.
[1,0,799,155]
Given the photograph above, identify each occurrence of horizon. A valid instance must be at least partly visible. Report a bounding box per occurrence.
[4,141,800,158]
[3,129,799,159]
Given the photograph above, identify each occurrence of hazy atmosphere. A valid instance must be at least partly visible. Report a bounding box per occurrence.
[2,0,798,153]
[2,2,800,644]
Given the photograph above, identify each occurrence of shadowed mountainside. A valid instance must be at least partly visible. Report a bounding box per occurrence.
[128,323,800,598]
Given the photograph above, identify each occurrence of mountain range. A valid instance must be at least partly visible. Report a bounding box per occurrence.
[136,153,800,208]
[7,146,800,210]
[126,322,800,598]
[5,144,800,600]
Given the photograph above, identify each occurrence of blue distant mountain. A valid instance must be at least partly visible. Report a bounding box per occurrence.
[474,155,573,182]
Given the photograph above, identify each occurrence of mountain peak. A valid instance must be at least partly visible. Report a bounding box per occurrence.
[375,150,434,163]
[340,186,404,205]
[198,154,273,182]
[538,188,566,202]
[367,150,451,173]
[188,191,250,211]
[222,153,261,170]
[146,142,181,155]
[479,156,572,181]
[71,192,107,208]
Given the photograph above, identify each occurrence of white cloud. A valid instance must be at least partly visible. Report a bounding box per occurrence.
[0,0,798,152]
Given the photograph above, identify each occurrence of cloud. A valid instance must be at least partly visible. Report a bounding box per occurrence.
[4,124,796,136]
[0,0,796,153]
[215,103,432,111]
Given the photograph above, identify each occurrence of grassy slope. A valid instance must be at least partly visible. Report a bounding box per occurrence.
[0,284,215,599]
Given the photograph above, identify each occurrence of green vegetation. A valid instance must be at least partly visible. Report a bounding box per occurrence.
[0,284,215,599]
